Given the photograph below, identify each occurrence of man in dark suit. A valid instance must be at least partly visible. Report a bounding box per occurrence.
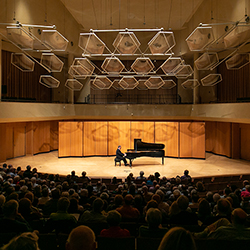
[116,145,128,166]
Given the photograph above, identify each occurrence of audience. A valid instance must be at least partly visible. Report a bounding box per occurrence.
[116,194,140,220]
[66,225,96,250]
[0,163,250,250]
[79,198,106,223]
[1,232,39,250]
[158,227,196,250]
[100,210,130,237]
[139,208,168,238]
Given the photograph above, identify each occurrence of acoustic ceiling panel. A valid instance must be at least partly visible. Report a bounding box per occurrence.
[186,26,214,51]
[131,57,154,75]
[41,30,68,51]
[113,32,140,55]
[201,74,222,86]
[39,75,60,88]
[181,79,200,89]
[65,79,83,91]
[11,53,35,72]
[148,31,175,54]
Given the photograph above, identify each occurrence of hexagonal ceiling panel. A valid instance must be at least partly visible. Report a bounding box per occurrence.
[39,75,60,88]
[101,57,125,74]
[119,76,139,89]
[69,58,95,77]
[161,80,176,89]
[92,76,113,89]
[41,30,68,51]
[186,26,214,51]
[195,52,219,70]
[144,76,165,89]
[6,26,49,51]
[65,79,83,91]
[161,57,183,74]
[201,74,222,86]
[181,79,200,89]
[79,33,105,54]
[131,57,154,75]
[112,79,124,90]
[224,24,250,48]
[173,65,193,78]
[113,32,140,54]
[225,53,250,70]
[11,53,35,72]
[148,31,175,54]
[41,53,64,72]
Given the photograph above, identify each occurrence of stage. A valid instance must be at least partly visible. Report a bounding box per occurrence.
[1,151,250,180]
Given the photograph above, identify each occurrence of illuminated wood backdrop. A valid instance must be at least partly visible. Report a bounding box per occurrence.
[1,120,250,162]
[58,121,205,159]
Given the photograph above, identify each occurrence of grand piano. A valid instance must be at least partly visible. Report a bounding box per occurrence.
[125,139,165,167]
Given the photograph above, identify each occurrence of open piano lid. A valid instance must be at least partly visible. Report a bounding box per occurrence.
[134,138,165,151]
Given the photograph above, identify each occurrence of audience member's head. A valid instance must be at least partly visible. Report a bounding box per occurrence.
[3,200,18,218]
[177,195,189,211]
[92,198,104,213]
[217,198,232,215]
[1,232,39,250]
[158,227,196,250]
[51,188,61,199]
[57,197,70,212]
[198,198,211,217]
[19,198,32,215]
[146,208,162,228]
[106,210,121,227]
[124,194,133,205]
[114,194,123,206]
[0,194,6,208]
[231,208,247,226]
[66,226,96,250]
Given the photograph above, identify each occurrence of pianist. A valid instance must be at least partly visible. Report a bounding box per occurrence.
[116,145,128,166]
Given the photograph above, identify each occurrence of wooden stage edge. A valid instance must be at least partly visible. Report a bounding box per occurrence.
[2,151,250,180]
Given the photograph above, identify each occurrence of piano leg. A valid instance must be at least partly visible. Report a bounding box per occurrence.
[162,157,164,165]
[129,159,132,167]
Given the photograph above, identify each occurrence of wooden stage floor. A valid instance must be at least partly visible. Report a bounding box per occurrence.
[1,151,250,180]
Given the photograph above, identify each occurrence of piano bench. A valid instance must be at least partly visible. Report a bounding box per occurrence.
[114,158,121,166]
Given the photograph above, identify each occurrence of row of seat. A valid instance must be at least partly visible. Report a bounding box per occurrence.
[1,233,248,250]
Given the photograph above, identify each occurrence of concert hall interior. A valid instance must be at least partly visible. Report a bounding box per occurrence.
[1,0,250,180]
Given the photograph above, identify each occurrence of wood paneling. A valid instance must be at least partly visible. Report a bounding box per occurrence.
[33,122,50,155]
[180,122,192,158]
[0,124,7,162]
[83,122,96,156]
[95,122,108,155]
[6,125,14,159]
[232,123,240,159]
[130,122,144,146]
[6,123,26,159]
[155,122,168,156]
[166,122,179,157]
[215,122,231,157]
[1,50,51,102]
[191,122,205,159]
[240,124,250,161]
[205,121,231,158]
[218,61,250,103]
[26,122,33,155]
[119,122,131,152]
[58,122,71,157]
[70,122,83,156]
[205,121,216,152]
[50,121,58,151]
[143,122,155,143]
[108,122,119,155]
[13,126,26,158]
